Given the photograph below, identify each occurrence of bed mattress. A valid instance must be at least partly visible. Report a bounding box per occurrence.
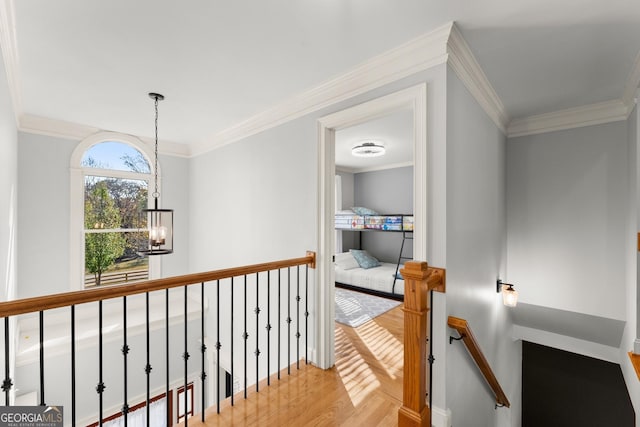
[335,262,404,295]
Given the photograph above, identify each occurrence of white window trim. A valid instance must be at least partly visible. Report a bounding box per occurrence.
[69,131,162,291]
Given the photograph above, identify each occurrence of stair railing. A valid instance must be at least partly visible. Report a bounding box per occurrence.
[447,316,510,408]
[0,251,316,426]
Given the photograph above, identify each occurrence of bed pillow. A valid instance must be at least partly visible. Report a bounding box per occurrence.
[334,252,360,270]
[351,207,379,216]
[349,249,380,269]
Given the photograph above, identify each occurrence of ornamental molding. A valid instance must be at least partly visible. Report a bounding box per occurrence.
[3,12,640,152]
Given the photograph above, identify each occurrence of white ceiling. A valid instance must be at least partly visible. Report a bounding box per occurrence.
[4,0,640,151]
[335,108,413,172]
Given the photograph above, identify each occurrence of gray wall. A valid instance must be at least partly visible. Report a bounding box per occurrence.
[0,43,18,406]
[0,43,17,304]
[507,121,628,321]
[14,307,202,425]
[337,171,354,211]
[188,64,450,416]
[352,166,413,263]
[156,154,190,278]
[17,133,75,298]
[336,171,357,251]
[16,133,190,298]
[445,68,519,426]
[14,131,195,421]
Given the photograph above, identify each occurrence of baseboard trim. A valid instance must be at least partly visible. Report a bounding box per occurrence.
[432,406,452,427]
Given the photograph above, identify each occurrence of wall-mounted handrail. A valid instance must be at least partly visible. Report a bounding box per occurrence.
[0,252,316,318]
[447,316,510,408]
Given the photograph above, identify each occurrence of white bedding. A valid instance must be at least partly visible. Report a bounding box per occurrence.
[335,262,404,295]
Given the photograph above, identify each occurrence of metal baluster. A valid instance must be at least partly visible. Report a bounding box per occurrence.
[122,297,129,427]
[39,311,45,406]
[166,289,170,427]
[243,275,247,399]
[71,307,76,425]
[254,272,260,392]
[266,271,271,385]
[145,293,151,426]
[296,266,300,370]
[200,282,206,422]
[216,280,221,413]
[2,317,11,406]
[429,289,435,412]
[277,269,281,380]
[183,285,189,427]
[287,267,291,375]
[96,301,104,426]
[305,265,309,365]
[230,277,234,406]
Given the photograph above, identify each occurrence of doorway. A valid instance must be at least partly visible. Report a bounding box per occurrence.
[316,84,428,369]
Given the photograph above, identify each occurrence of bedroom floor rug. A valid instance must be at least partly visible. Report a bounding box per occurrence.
[334,288,402,328]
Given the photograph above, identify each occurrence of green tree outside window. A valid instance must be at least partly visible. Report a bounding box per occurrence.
[84,181,126,286]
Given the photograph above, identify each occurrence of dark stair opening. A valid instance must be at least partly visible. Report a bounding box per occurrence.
[523,341,635,427]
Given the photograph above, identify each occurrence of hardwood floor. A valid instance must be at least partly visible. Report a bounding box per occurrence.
[186,304,404,426]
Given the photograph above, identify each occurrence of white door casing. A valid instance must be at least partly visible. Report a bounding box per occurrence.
[316,84,428,369]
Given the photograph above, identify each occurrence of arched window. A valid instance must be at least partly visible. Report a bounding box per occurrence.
[70,132,159,290]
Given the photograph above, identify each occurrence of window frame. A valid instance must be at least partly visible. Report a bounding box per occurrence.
[70,132,161,291]
[85,390,171,427]
[176,382,194,423]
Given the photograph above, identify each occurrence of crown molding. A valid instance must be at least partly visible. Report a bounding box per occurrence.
[622,51,640,109]
[508,49,640,138]
[19,114,100,141]
[140,135,191,158]
[336,161,414,175]
[0,0,22,123]
[190,22,453,157]
[6,11,638,152]
[447,23,509,133]
[19,114,191,157]
[507,99,629,138]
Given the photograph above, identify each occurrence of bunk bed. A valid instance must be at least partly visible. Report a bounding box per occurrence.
[334,209,413,300]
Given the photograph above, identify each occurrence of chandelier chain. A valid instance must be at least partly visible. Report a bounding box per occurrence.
[153,95,159,199]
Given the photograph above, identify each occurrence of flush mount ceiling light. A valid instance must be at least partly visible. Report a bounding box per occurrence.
[139,92,174,256]
[351,141,386,157]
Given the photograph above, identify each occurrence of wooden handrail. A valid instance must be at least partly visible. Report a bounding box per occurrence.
[447,316,510,408]
[398,261,446,427]
[0,251,316,318]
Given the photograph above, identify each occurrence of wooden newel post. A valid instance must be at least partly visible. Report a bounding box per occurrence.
[398,261,431,427]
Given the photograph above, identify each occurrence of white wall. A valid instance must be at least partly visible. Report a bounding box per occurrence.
[445,67,520,427]
[17,133,190,298]
[507,122,628,320]
[623,102,640,422]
